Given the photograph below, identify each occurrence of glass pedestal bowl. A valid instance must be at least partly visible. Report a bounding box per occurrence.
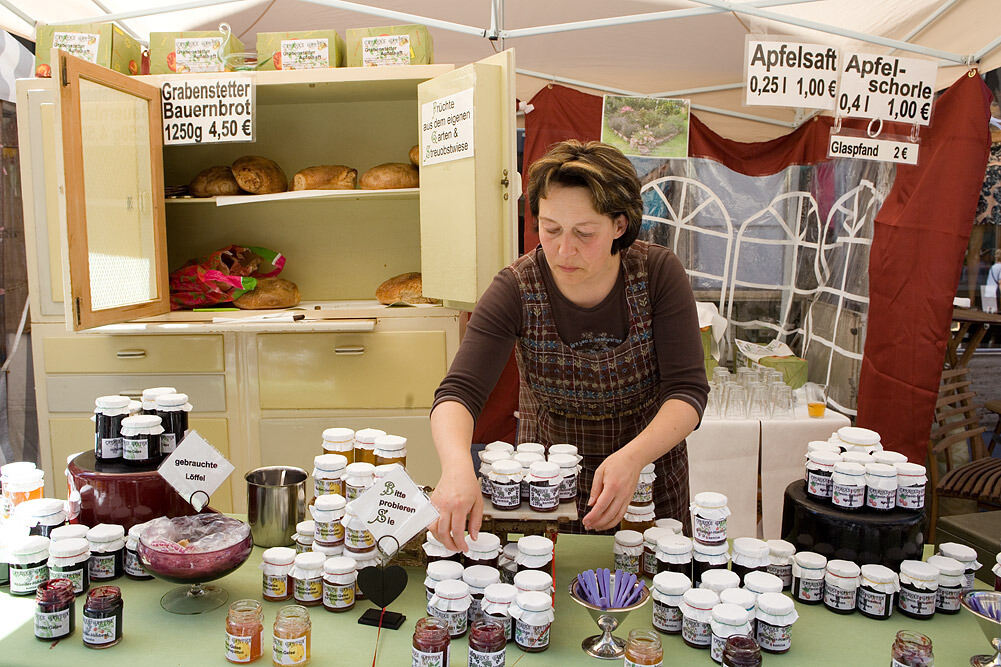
[138,514,253,614]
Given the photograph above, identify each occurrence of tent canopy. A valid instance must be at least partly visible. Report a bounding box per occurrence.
[3,0,999,139]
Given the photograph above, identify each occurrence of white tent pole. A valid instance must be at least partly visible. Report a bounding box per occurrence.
[691,102,797,127]
[0,0,35,29]
[300,0,487,37]
[688,0,969,64]
[649,83,745,97]
[501,0,822,39]
[56,0,249,25]
[974,33,1001,62]
[88,0,145,45]
[889,0,960,54]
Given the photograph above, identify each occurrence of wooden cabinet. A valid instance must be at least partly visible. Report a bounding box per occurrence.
[17,51,516,510]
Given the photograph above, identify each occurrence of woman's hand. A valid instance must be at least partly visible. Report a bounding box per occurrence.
[582,448,645,531]
[429,464,483,552]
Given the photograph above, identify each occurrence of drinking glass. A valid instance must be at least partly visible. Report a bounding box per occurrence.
[804,383,828,418]
[770,385,794,418]
[725,385,748,419]
[746,381,770,418]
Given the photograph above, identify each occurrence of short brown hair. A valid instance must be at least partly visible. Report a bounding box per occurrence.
[526,140,643,255]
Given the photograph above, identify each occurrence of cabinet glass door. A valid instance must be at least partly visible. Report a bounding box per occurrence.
[55,51,169,330]
[418,49,517,310]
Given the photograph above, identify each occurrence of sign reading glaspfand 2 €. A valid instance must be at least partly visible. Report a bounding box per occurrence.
[837,53,937,125]
[158,431,235,511]
[828,131,919,165]
[420,87,474,166]
[161,77,255,145]
[744,39,839,109]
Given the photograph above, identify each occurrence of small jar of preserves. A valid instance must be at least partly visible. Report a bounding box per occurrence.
[309,494,346,548]
[515,535,554,577]
[513,569,553,600]
[791,551,826,605]
[823,559,860,614]
[290,552,325,607]
[321,427,354,463]
[680,587,718,650]
[897,560,938,620]
[656,534,693,578]
[765,539,795,589]
[423,530,462,565]
[50,524,90,542]
[83,585,123,649]
[48,537,91,595]
[124,521,153,580]
[894,462,927,511]
[94,395,130,462]
[412,616,450,666]
[225,599,264,664]
[513,452,543,500]
[34,578,75,641]
[700,568,740,595]
[743,571,783,600]
[548,453,579,504]
[312,454,347,501]
[806,440,840,459]
[481,582,517,641]
[937,542,981,593]
[489,459,523,511]
[155,392,191,455]
[692,541,730,584]
[343,462,375,502]
[722,635,763,667]
[464,532,501,569]
[655,517,682,534]
[429,579,472,638]
[311,542,342,559]
[614,530,644,575]
[87,524,125,582]
[120,414,164,468]
[272,605,311,666]
[16,498,66,538]
[841,451,874,467]
[499,543,519,584]
[510,591,553,653]
[425,559,464,601]
[754,591,797,654]
[141,386,175,415]
[633,463,657,505]
[373,434,407,468]
[891,630,933,667]
[353,554,379,600]
[352,428,385,466]
[624,628,662,665]
[527,461,561,512]
[261,547,296,602]
[805,450,840,500]
[710,602,751,664]
[620,503,656,534]
[730,537,770,582]
[478,450,508,499]
[292,521,315,554]
[691,492,730,546]
[873,450,907,466]
[642,527,672,579]
[719,587,757,637]
[925,555,964,615]
[463,565,501,624]
[469,619,506,664]
[341,507,375,558]
[484,441,516,457]
[516,442,545,457]
[651,570,691,635]
[864,463,897,511]
[322,556,356,612]
[831,462,866,511]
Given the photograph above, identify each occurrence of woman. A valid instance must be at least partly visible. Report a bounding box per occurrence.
[429,140,709,551]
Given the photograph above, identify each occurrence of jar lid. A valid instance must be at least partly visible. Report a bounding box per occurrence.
[732,537,769,558]
[141,386,176,401]
[640,463,656,474]
[314,454,348,472]
[127,522,151,540]
[427,560,464,581]
[121,414,162,429]
[17,497,65,518]
[1,461,36,478]
[694,541,730,556]
[826,559,861,578]
[873,451,908,465]
[516,443,545,455]
[808,451,842,466]
[51,524,90,541]
[88,523,125,543]
[657,535,693,555]
[743,570,783,593]
[324,556,357,575]
[322,427,354,443]
[425,531,447,548]
[156,392,189,408]
[719,587,756,611]
[315,494,346,511]
[895,461,927,476]
[614,530,643,548]
[625,502,655,516]
[643,527,672,547]
[548,453,577,469]
[466,532,501,553]
[806,440,839,452]
[484,441,515,454]
[517,535,553,557]
[833,462,865,476]
[693,491,728,509]
[548,444,577,457]
[841,451,873,465]
[755,591,794,616]
[712,602,749,625]
[491,459,522,475]
[925,555,964,577]
[262,547,296,565]
[353,428,386,445]
[682,587,719,609]
[11,534,49,557]
[838,426,881,446]
[483,582,517,604]
[480,451,510,465]
[794,551,827,569]
[345,462,376,476]
[865,462,897,478]
[95,395,130,409]
[655,518,683,533]
[516,590,552,612]
[529,461,560,479]
[294,552,326,569]
[374,464,403,479]
[296,520,315,535]
[939,542,977,562]
[49,537,90,558]
[463,564,501,588]
[900,560,938,581]
[434,579,470,599]
[653,571,692,595]
[513,569,553,592]
[374,434,407,451]
[766,539,795,557]
[513,452,544,468]
[700,568,739,590]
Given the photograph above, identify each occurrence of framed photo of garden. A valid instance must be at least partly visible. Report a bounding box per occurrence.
[600,95,690,159]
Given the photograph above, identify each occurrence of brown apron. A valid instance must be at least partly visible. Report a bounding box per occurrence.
[511,240,691,534]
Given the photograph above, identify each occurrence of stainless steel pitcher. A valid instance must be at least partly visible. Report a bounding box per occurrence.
[245,466,307,547]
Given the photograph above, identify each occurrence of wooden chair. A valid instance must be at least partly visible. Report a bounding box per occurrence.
[927,367,998,541]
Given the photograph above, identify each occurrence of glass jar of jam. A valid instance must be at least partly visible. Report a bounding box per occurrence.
[485,441,516,457]
[425,559,464,601]
[511,591,553,653]
[292,521,315,554]
[341,508,375,558]
[680,587,718,650]
[312,454,347,502]
[429,579,472,638]
[309,494,345,548]
[720,587,757,637]
[513,569,553,601]
[614,530,644,575]
[468,619,506,664]
[898,560,938,620]
[765,539,795,589]
[321,427,354,462]
[322,556,357,613]
[489,459,523,511]
[423,530,462,565]
[710,603,751,664]
[516,442,545,457]
[894,462,927,511]
[633,463,657,505]
[891,630,933,667]
[120,414,164,468]
[791,551,826,605]
[373,434,407,468]
[481,582,517,642]
[937,542,981,593]
[548,453,579,504]
[823,559,860,614]
[692,541,730,583]
[124,522,152,581]
[513,453,544,500]
[700,568,739,595]
[731,537,770,582]
[225,599,264,664]
[925,555,963,614]
[864,462,897,511]
[722,635,763,667]
[412,616,450,665]
[656,534,693,578]
[154,392,190,455]
[343,462,375,502]
[624,628,662,665]
[478,450,508,499]
[51,524,90,542]
[272,605,311,666]
[352,428,385,467]
[83,585,123,649]
[651,571,690,635]
[94,395,130,462]
[463,564,501,624]
[261,547,296,602]
[140,386,174,415]
[8,535,49,596]
[642,527,672,578]
[857,563,898,620]
[290,552,325,607]
[48,537,91,595]
[87,524,125,582]
[656,517,682,533]
[805,450,840,500]
[464,532,501,569]
[515,535,554,577]
[691,492,730,546]
[1,461,44,521]
[16,498,66,538]
[872,450,907,466]
[621,503,656,534]
[743,571,783,600]
[831,462,866,511]
[34,578,75,641]
[754,592,797,654]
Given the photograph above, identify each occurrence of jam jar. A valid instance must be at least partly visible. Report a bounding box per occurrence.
[481,582,517,642]
[765,539,795,589]
[423,530,462,565]
[478,450,508,499]
[352,428,385,466]
[484,441,516,457]
[94,395,129,462]
[83,585,123,649]
[864,462,898,511]
[549,453,579,504]
[510,591,553,653]
[897,560,938,620]
[322,556,357,613]
[925,555,964,614]
[321,427,354,463]
[710,603,751,664]
[119,415,164,468]
[651,571,691,635]
[50,524,90,542]
[633,463,657,505]
[309,494,346,548]
[124,522,153,581]
[857,564,898,620]
[692,541,730,583]
[700,568,739,595]
[730,537,770,582]
[642,527,673,579]
[272,605,311,666]
[312,454,347,501]
[516,442,545,457]
[528,461,561,512]
[805,450,840,500]
[373,434,407,468]
[513,569,553,600]
[292,520,315,554]
[754,592,797,655]
[891,630,933,666]
[489,459,523,511]
[614,530,644,576]
[513,453,544,501]
[743,570,783,599]
[656,534,693,578]
[719,587,757,637]
[831,462,866,511]
[468,619,506,665]
[428,579,472,639]
[16,498,66,538]
[722,635,763,667]
[34,578,75,641]
[937,541,981,593]
[624,628,662,665]
[261,547,295,602]
[140,386,174,415]
[463,564,501,624]
[620,503,656,534]
[47,537,91,595]
[412,616,450,665]
[791,551,827,605]
[290,552,325,607]
[224,599,264,664]
[680,588,718,650]
[87,524,125,582]
[515,535,554,577]
[895,462,927,511]
[425,559,464,601]
[155,392,191,455]
[464,532,501,569]
[823,559,860,614]
[343,462,375,502]
[691,492,729,546]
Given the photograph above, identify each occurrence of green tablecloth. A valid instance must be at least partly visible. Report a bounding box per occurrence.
[0,535,988,666]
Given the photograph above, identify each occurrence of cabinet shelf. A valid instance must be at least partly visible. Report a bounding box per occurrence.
[165,188,419,207]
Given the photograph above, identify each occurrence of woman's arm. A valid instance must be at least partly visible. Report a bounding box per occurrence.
[429,400,483,551]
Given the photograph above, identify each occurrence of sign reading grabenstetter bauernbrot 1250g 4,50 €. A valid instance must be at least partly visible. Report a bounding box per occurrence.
[745,38,839,110]
[161,76,255,145]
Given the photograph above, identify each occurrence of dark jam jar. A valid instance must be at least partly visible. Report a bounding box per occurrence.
[83,585,124,649]
[48,537,91,596]
[891,630,933,666]
[94,395,130,463]
[527,462,560,512]
[124,523,153,581]
[692,542,729,584]
[141,386,175,416]
[468,619,506,664]
[154,393,190,456]
[656,535,693,579]
[897,560,937,621]
[412,617,450,665]
[857,564,897,620]
[87,524,125,582]
[119,415,163,468]
[722,635,763,667]
[34,578,76,641]
[489,460,523,512]
[8,535,50,596]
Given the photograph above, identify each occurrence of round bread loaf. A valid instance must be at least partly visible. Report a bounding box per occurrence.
[291,165,358,190]
[231,156,288,194]
[375,272,440,305]
[409,144,419,166]
[189,165,244,197]
[234,278,301,309]
[360,163,419,190]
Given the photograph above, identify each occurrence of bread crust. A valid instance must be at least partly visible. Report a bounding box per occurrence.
[409,144,420,166]
[233,277,301,309]
[291,165,358,190]
[189,165,244,197]
[359,163,419,190]
[231,156,288,194]
[375,272,440,305]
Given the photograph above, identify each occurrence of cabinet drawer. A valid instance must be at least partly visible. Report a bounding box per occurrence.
[257,331,445,409]
[44,335,224,374]
[47,374,227,412]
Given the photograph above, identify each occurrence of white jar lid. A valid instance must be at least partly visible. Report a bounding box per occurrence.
[700,568,739,590]
[643,527,673,547]
[756,591,794,616]
[806,440,839,453]
[529,461,560,479]
[314,454,348,472]
[315,494,346,511]
[374,434,407,451]
[427,560,464,581]
[49,537,90,559]
[838,426,881,446]
[294,552,326,569]
[653,570,692,595]
[17,497,65,519]
[683,587,719,609]
[719,587,756,611]
[517,535,553,557]
[324,556,357,575]
[826,559,860,578]
[322,427,354,443]
[375,464,404,479]
[435,579,470,599]
[860,563,897,585]
[95,395,130,409]
[516,443,545,455]
[657,535,693,555]
[743,570,783,593]
[483,582,517,604]
[516,590,552,612]
[926,555,964,577]
[640,463,656,474]
[463,564,501,588]
[900,559,938,582]
[51,524,90,541]
[513,452,544,468]
[141,386,176,401]
[939,542,977,563]
[156,393,189,408]
[262,547,296,565]
[655,518,683,533]
[480,451,510,465]
[766,539,795,557]
[841,452,873,465]
[794,551,827,569]
[895,462,927,476]
[345,462,375,476]
[808,451,842,467]
[296,520,315,536]
[353,428,386,445]
[11,534,50,558]
[425,531,446,547]
[121,414,162,429]
[865,462,897,478]
[833,462,865,476]
[548,444,577,457]
[513,569,553,592]
[484,441,515,454]
[694,541,730,557]
[88,523,125,543]
[548,453,577,469]
[693,491,728,509]
[466,532,501,553]
[626,503,655,516]
[127,522,151,540]
[732,537,769,559]
[614,530,643,548]
[491,459,522,476]
[712,602,749,625]
[873,451,908,465]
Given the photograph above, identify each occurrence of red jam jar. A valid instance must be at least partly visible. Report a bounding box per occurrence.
[468,619,505,664]
[412,617,450,665]
[722,635,763,667]
[35,578,76,641]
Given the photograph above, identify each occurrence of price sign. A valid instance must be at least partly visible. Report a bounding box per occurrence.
[837,53,937,125]
[161,77,255,145]
[158,431,235,511]
[745,39,839,109]
[828,132,919,165]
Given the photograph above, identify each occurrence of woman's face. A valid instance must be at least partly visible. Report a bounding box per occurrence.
[538,185,626,288]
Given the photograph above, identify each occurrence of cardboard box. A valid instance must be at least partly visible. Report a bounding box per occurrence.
[35,23,141,78]
[735,338,808,388]
[346,24,433,67]
[149,30,245,75]
[257,30,345,71]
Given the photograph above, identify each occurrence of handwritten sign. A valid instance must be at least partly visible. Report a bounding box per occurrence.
[421,87,474,166]
[346,466,439,557]
[159,431,235,511]
[745,39,839,109]
[837,52,937,125]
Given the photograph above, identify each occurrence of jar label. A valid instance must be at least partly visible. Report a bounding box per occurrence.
[767,563,792,588]
[681,617,710,646]
[294,576,322,602]
[430,608,467,637]
[10,564,47,593]
[936,586,962,612]
[866,486,895,510]
[273,635,307,665]
[515,619,550,650]
[345,527,375,550]
[55,566,85,593]
[480,475,492,497]
[625,658,662,667]
[831,483,864,508]
[99,437,123,458]
[693,515,726,543]
[756,620,791,651]
[559,474,578,500]
[857,587,889,616]
[160,432,178,454]
[122,437,149,460]
[315,520,344,544]
[316,478,342,496]
[490,482,519,508]
[468,647,505,667]
[823,584,857,610]
[225,632,255,663]
[795,577,823,602]
[83,614,117,645]
[34,609,70,638]
[295,541,309,554]
[529,482,559,510]
[614,552,640,575]
[412,647,447,667]
[653,600,682,632]
[467,597,482,624]
[896,485,925,509]
[963,573,975,592]
[323,581,355,608]
[264,572,288,599]
[711,632,731,663]
[643,551,658,577]
[898,587,936,616]
[125,550,146,577]
[807,471,833,497]
[345,484,362,502]
[632,481,653,505]
[90,553,116,579]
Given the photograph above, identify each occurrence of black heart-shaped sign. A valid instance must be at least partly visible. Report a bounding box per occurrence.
[357,565,408,609]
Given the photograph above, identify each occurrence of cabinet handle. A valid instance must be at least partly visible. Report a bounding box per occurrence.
[119,391,143,400]
[116,349,147,359]
[333,345,365,356]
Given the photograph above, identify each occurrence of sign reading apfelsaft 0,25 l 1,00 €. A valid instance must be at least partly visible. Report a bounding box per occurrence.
[745,38,839,110]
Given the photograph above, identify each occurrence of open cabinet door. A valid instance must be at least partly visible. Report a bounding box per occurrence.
[419,49,517,310]
[54,50,169,331]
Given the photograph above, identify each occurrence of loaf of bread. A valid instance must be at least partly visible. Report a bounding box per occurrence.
[234,278,301,309]
[290,165,357,191]
[231,156,288,194]
[189,166,244,197]
[409,145,419,166]
[375,272,441,305]
[360,163,419,190]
